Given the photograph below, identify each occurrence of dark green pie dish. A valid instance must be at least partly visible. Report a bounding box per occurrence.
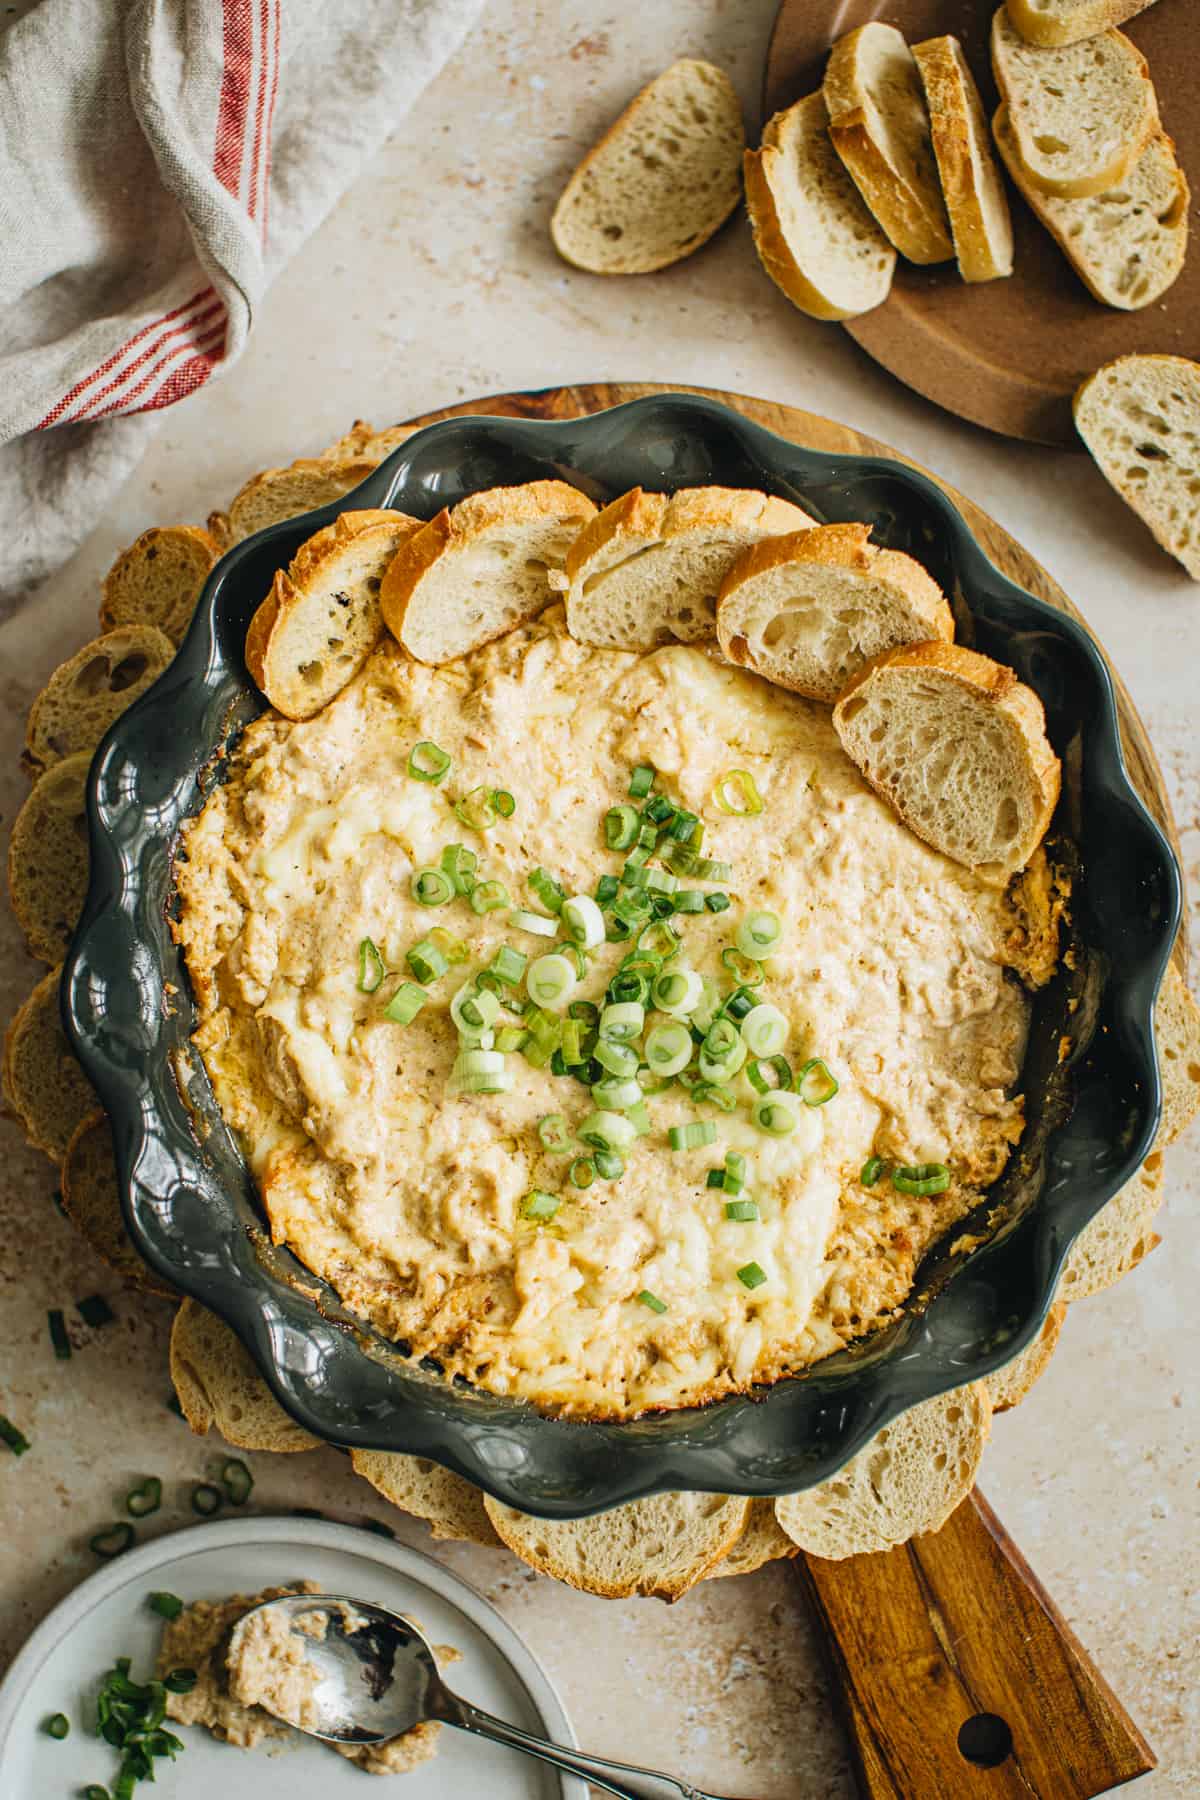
[61,393,1180,1516]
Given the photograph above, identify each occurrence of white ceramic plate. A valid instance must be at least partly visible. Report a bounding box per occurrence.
[0,1516,587,1799]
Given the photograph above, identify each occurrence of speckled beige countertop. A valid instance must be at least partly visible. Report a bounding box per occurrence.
[1,4,1197,1796]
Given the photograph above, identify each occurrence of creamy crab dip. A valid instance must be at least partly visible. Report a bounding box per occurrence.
[174,605,1048,1418]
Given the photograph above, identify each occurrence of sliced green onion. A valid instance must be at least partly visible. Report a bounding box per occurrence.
[595,873,620,907]
[669,808,701,844]
[691,976,723,1031]
[707,1168,726,1189]
[737,1261,768,1290]
[724,1150,747,1194]
[537,1114,572,1152]
[797,1058,839,1107]
[578,1110,637,1152]
[563,894,605,949]
[529,868,565,914]
[491,944,528,987]
[626,1100,652,1135]
[560,1018,587,1065]
[591,1076,643,1112]
[44,1713,70,1739]
[650,968,703,1016]
[383,980,428,1025]
[638,820,659,851]
[406,938,450,984]
[90,1522,135,1556]
[672,889,706,914]
[595,1001,640,1044]
[612,888,652,931]
[521,1190,561,1222]
[628,764,655,799]
[221,1458,253,1505]
[620,861,650,890]
[494,1025,528,1054]
[563,942,588,981]
[148,1592,184,1620]
[644,1020,694,1077]
[741,1003,788,1058]
[721,985,756,1022]
[637,918,681,959]
[441,842,478,895]
[125,1477,162,1518]
[746,1054,793,1095]
[725,1200,759,1222]
[527,953,576,1009]
[752,1091,802,1136]
[48,1308,71,1360]
[636,1289,667,1314]
[408,740,451,784]
[569,1155,595,1188]
[451,983,500,1033]
[736,910,782,958]
[454,785,500,831]
[510,907,558,938]
[605,803,640,850]
[638,1068,675,1095]
[492,789,516,817]
[861,1156,886,1187]
[699,1039,746,1084]
[411,866,454,907]
[669,1120,718,1151]
[357,937,386,994]
[469,878,511,915]
[0,1415,30,1456]
[712,768,764,816]
[83,1786,111,1799]
[643,793,676,825]
[705,892,731,914]
[460,1068,514,1095]
[164,1668,198,1694]
[703,1017,741,1062]
[691,1079,738,1112]
[454,1047,506,1083]
[594,1149,625,1180]
[721,947,764,987]
[892,1162,951,1196]
[594,1037,639,1077]
[191,1484,222,1517]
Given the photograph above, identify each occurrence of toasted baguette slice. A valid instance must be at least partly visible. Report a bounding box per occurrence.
[350,1451,501,1548]
[832,642,1061,881]
[990,7,1158,199]
[1154,961,1200,1146]
[1007,0,1156,48]
[225,456,379,543]
[985,1302,1065,1411]
[483,1492,750,1602]
[61,1112,176,1297]
[550,59,744,274]
[381,482,597,664]
[25,627,175,774]
[994,111,1187,310]
[707,1499,799,1579]
[717,523,953,702]
[2,967,95,1162]
[245,508,420,720]
[170,1299,319,1450]
[913,37,1014,282]
[566,485,815,651]
[775,1384,991,1559]
[1058,1153,1164,1300]
[8,751,92,964]
[100,525,222,644]
[745,92,896,321]
[1074,355,1200,579]
[320,420,415,465]
[823,23,954,266]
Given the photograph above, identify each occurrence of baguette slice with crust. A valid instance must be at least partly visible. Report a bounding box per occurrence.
[1154,960,1200,1146]
[7,751,92,964]
[350,1450,501,1548]
[707,1499,798,1579]
[483,1491,750,1601]
[744,92,896,322]
[226,456,379,543]
[100,525,222,644]
[25,627,175,774]
[994,110,1187,310]
[990,6,1158,199]
[1058,1153,1164,1300]
[776,1384,991,1558]
[832,642,1061,881]
[717,522,954,702]
[985,1302,1065,1411]
[170,1299,319,1450]
[913,36,1014,282]
[2,967,95,1162]
[823,23,954,266]
[382,482,597,665]
[550,59,744,275]
[1007,0,1156,48]
[1074,355,1200,579]
[246,508,421,720]
[62,1112,177,1297]
[566,485,814,651]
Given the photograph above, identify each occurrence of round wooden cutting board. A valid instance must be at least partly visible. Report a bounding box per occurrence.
[763,2,1199,446]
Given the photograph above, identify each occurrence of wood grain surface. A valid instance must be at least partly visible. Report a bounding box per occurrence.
[763,1,1199,446]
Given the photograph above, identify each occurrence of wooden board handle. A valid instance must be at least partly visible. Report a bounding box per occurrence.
[797,1489,1155,1800]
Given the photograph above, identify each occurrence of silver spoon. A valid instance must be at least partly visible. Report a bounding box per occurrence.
[238,1594,738,1799]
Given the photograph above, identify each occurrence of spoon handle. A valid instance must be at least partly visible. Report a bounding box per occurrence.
[450,1698,732,1800]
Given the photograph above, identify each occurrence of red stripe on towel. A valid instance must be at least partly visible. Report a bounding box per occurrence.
[214,0,255,199]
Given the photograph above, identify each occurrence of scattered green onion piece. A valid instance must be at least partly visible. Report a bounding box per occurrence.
[451,983,500,1032]
[746,1054,793,1095]
[44,1713,70,1739]
[752,1092,802,1137]
[725,1200,759,1222]
[650,968,703,1016]
[595,873,620,907]
[408,740,451,784]
[620,861,650,890]
[605,804,640,850]
[741,1003,788,1058]
[628,764,655,799]
[460,1069,514,1095]
[705,892,731,914]
[669,808,701,843]
[411,866,454,907]
[221,1458,253,1505]
[569,1156,595,1189]
[594,1149,625,1180]
[637,820,658,851]
[636,918,681,960]
[83,1787,110,1799]
[644,1020,693,1077]
[860,1156,886,1187]
[77,1294,115,1328]
[672,889,705,914]
[706,1168,726,1190]
[1,1413,32,1455]
[691,976,723,1031]
[643,793,676,824]
[562,893,605,949]
[164,1668,198,1694]
[702,1016,742,1065]
[454,785,499,832]
[510,907,558,938]
[720,948,764,988]
[521,1190,561,1222]
[560,1018,586,1065]
[594,1037,639,1078]
[568,999,600,1027]
[797,1058,839,1107]
[469,878,511,915]
[578,1110,637,1152]
[693,1080,738,1112]
[357,937,386,994]
[454,1047,508,1088]
[612,888,652,931]
[737,1261,768,1291]
[668,1120,718,1152]
[591,1076,643,1112]
[440,843,478,895]
[692,854,732,882]
[528,867,566,913]
[383,980,428,1025]
[563,942,588,981]
[191,1484,222,1517]
[699,1040,746,1084]
[596,1001,641,1043]
[636,1289,667,1314]
[491,944,528,986]
[48,1308,71,1360]
[125,1477,162,1518]
[721,985,756,1023]
[148,1592,184,1620]
[892,1162,951,1197]
[491,789,516,818]
[625,842,651,868]
[736,910,783,958]
[406,938,449,985]
[90,1522,135,1557]
[537,1114,572,1153]
[626,1100,652,1135]
[494,1026,528,1054]
[712,768,764,816]
[526,953,576,1009]
[724,1151,747,1193]
[638,1068,675,1095]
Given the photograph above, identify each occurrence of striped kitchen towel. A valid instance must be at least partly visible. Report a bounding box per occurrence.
[0,0,484,619]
